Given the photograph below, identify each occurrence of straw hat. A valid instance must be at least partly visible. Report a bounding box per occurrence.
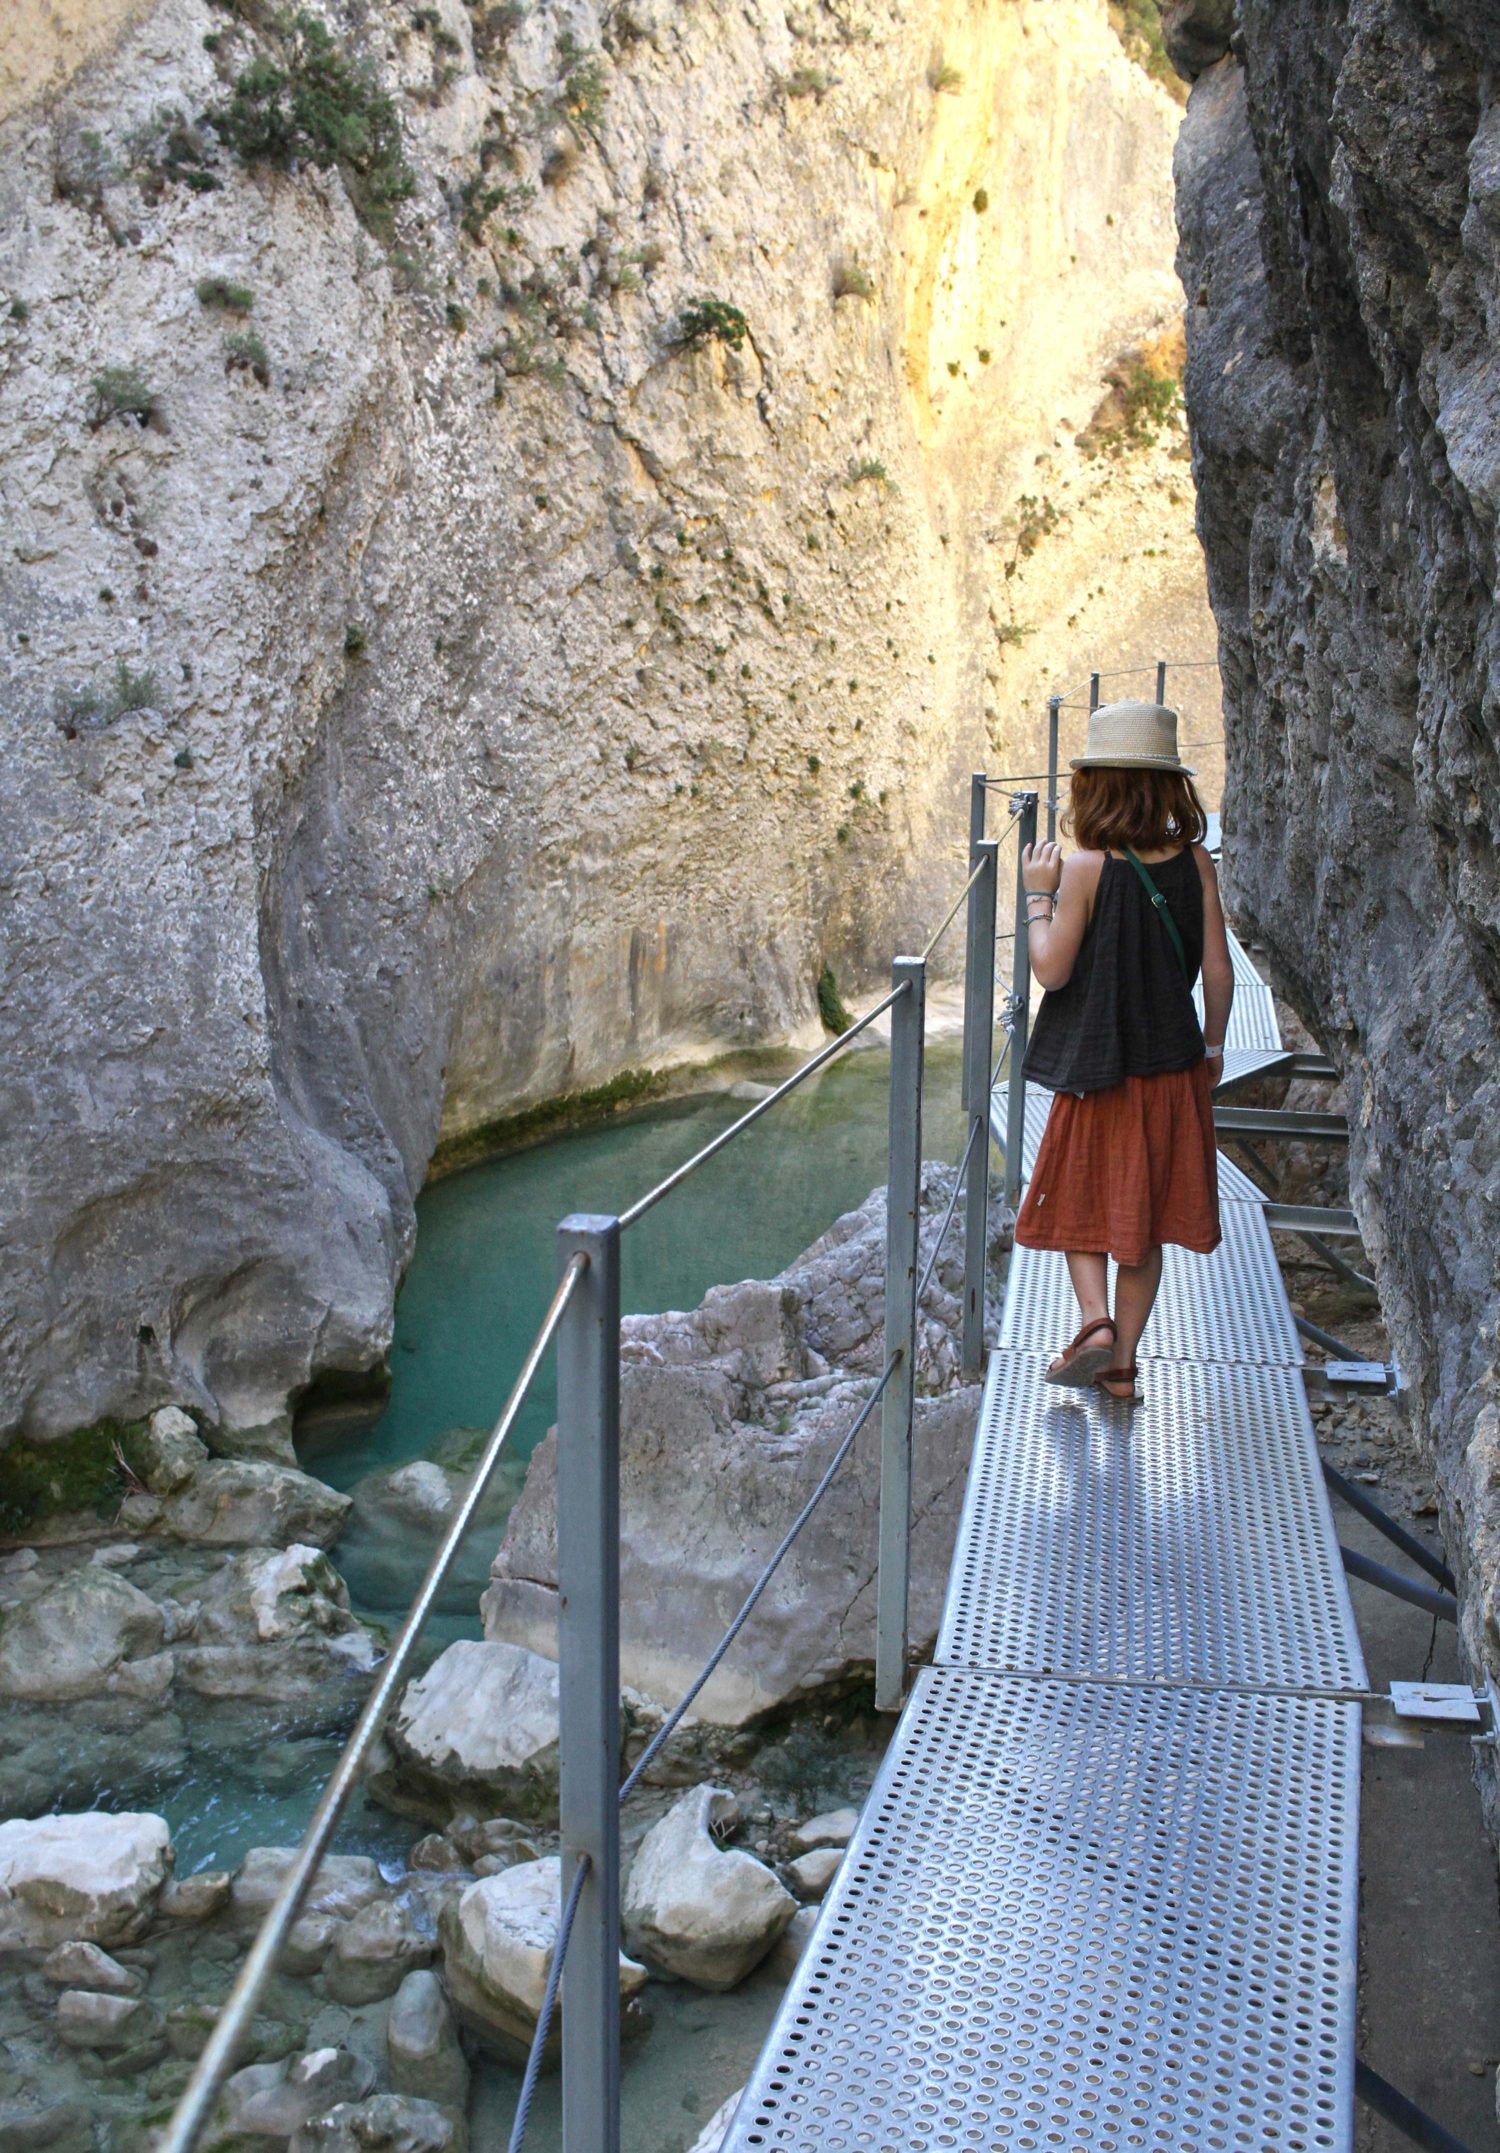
[1069,699,1195,774]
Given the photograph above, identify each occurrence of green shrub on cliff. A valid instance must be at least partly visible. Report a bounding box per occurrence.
[675,296,749,353]
[210,13,415,239]
[817,967,853,1034]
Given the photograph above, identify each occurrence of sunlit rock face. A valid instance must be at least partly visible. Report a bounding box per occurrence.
[0,0,1181,1445]
[1173,3,1500,1821]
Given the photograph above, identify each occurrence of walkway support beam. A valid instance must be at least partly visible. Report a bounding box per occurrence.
[556,1214,622,2153]
[962,839,1000,1376]
[877,960,926,1711]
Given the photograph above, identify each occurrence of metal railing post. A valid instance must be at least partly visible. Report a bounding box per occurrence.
[1156,658,1168,703]
[876,959,925,1712]
[959,772,987,1112]
[1003,795,1039,1213]
[961,839,999,1377]
[1089,670,1101,711]
[556,1215,621,2153]
[1045,695,1061,843]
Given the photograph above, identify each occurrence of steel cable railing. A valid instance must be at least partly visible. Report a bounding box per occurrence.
[165,759,1033,2153]
[158,1251,590,2153]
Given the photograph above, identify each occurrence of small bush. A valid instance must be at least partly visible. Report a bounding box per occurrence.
[88,364,157,428]
[9,298,29,323]
[972,187,989,212]
[1108,0,1187,101]
[995,619,1033,649]
[1116,355,1180,447]
[473,3,526,64]
[675,295,749,352]
[847,455,889,486]
[58,658,159,735]
[833,260,875,301]
[1006,492,1059,576]
[781,66,831,98]
[129,107,220,198]
[446,301,467,331]
[344,623,368,658]
[817,967,852,1034]
[927,60,962,91]
[196,275,254,312]
[223,327,270,382]
[556,31,609,132]
[210,13,415,239]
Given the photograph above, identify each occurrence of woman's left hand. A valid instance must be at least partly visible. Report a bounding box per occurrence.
[1021,840,1063,895]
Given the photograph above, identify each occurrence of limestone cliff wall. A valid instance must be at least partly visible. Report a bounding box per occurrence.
[1171,4,1500,1820]
[0,0,1182,1446]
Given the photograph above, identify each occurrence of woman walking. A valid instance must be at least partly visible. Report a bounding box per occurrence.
[1013,699,1234,1403]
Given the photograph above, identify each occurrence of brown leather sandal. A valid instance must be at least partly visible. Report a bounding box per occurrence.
[1095,1365,1143,1405]
[1043,1318,1118,1388]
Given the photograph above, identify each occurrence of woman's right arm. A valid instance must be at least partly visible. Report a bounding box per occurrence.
[1194,844,1235,1075]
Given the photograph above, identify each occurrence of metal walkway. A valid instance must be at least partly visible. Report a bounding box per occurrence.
[723,928,1368,2152]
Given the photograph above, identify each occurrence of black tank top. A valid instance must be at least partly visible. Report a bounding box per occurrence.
[1022,847,1207,1094]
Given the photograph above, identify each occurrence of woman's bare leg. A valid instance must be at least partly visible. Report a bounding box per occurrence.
[1111,1247,1163,1371]
[1064,1251,1110,1330]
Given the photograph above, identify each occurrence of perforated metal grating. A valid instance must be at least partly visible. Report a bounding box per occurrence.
[722,1669,1359,2153]
[991,1083,1266,1204]
[1000,1201,1300,1366]
[1196,927,1283,1056]
[936,1353,1366,1691]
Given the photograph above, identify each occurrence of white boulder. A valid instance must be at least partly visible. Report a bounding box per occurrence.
[291,2095,455,2153]
[174,1546,382,1699]
[215,2048,376,2141]
[376,1640,561,1822]
[325,1897,435,2005]
[785,1846,842,1902]
[624,1786,795,1991]
[440,1857,647,2059]
[158,1460,350,1548]
[42,1940,142,1993]
[230,1847,386,1932]
[0,1570,166,1701]
[54,1989,159,2050]
[387,1969,469,2118]
[0,1811,171,1948]
[787,1806,858,1854]
[134,1408,210,1494]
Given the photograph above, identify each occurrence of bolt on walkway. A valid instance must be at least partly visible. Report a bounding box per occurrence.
[722,930,1369,2152]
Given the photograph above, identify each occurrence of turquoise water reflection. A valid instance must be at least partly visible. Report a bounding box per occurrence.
[311,1037,967,1521]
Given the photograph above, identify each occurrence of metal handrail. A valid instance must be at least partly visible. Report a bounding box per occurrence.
[921,813,1018,961]
[158,1251,590,2153]
[616,983,906,1230]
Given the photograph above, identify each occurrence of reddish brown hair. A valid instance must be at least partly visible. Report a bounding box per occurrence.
[1063,766,1208,853]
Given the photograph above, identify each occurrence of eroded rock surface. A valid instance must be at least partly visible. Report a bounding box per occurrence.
[0,1810,171,1948]
[623,1786,795,1991]
[439,1856,648,2060]
[0,0,1185,1451]
[484,1170,988,1722]
[1172,4,1500,1828]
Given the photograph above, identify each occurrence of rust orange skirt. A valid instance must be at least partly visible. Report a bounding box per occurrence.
[1014,1061,1221,1268]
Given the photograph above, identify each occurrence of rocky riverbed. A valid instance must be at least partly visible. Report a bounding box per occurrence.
[0,1165,1000,2149]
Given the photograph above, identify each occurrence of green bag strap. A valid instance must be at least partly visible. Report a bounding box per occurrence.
[1122,845,1189,981]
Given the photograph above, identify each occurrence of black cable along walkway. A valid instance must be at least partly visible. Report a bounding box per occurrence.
[720,932,1370,2151]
